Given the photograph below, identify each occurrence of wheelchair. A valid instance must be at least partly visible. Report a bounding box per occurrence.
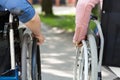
[0,9,41,80]
[73,15,104,80]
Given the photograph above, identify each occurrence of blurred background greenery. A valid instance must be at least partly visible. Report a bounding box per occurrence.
[32,0,100,32]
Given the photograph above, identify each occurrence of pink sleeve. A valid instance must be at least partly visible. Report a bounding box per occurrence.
[73,0,100,42]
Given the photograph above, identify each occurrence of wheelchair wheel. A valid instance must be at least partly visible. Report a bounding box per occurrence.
[73,40,88,80]
[88,34,98,80]
[73,34,98,80]
[21,33,41,80]
[21,33,32,80]
[31,37,41,80]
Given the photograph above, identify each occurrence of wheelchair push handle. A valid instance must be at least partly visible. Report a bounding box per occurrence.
[10,8,24,16]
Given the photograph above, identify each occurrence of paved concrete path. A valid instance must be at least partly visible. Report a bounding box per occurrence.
[35,6,119,80]
[40,23,118,80]
[40,23,75,80]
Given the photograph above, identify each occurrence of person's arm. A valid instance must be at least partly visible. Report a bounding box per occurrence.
[0,0,45,45]
[73,0,100,45]
[25,13,44,45]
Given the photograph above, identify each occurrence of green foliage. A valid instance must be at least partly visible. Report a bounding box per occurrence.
[40,14,75,32]
[89,21,96,30]
[92,4,101,19]
[40,4,100,32]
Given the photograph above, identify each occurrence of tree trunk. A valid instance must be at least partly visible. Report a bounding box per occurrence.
[41,0,53,15]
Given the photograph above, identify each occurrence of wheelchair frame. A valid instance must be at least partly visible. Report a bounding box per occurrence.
[73,16,104,80]
[0,10,41,80]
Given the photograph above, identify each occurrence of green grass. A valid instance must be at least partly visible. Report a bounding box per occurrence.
[38,4,100,32]
[40,14,97,32]
[39,4,99,32]
[38,4,99,32]
[40,14,75,32]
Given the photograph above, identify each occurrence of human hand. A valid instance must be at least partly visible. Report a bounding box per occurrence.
[73,31,86,47]
[73,40,83,47]
[73,33,86,47]
[34,33,45,45]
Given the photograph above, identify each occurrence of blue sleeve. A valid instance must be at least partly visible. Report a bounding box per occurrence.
[0,0,35,23]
